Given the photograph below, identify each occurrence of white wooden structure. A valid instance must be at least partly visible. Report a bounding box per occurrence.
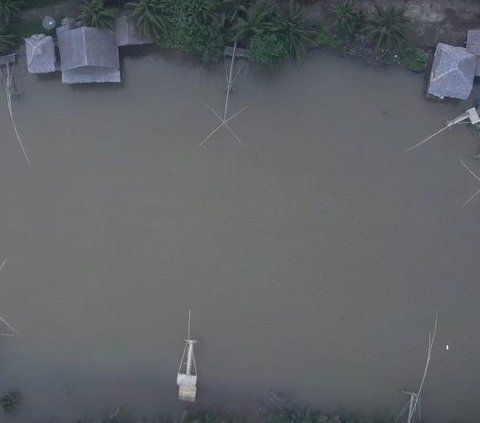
[177,310,198,402]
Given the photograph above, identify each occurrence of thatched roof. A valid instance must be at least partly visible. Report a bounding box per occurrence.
[25,34,57,74]
[115,15,152,47]
[466,29,480,76]
[57,26,120,83]
[427,43,476,100]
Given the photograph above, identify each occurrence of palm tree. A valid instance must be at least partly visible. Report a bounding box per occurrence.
[363,5,408,50]
[79,0,117,29]
[0,31,15,54]
[195,0,222,25]
[231,0,278,43]
[330,0,363,38]
[224,0,251,25]
[127,0,168,40]
[0,0,22,25]
[276,0,318,60]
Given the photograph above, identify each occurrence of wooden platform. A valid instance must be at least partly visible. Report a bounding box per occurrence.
[224,46,249,59]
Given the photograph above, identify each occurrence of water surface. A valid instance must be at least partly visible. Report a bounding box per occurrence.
[0,51,479,422]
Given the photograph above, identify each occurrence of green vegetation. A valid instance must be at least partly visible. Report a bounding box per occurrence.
[127,0,168,41]
[79,0,117,29]
[231,0,277,43]
[331,0,363,39]
[5,0,429,72]
[0,29,15,53]
[160,0,224,63]
[0,0,23,25]
[363,5,408,50]
[250,32,288,66]
[71,405,395,423]
[277,0,318,60]
[0,389,21,414]
[403,46,429,72]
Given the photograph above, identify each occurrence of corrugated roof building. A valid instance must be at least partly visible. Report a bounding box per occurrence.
[57,26,120,83]
[115,15,152,47]
[466,29,480,76]
[427,43,476,100]
[25,34,57,74]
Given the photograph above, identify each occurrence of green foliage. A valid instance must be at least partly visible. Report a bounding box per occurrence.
[0,30,15,53]
[403,46,429,72]
[231,0,278,43]
[160,0,225,62]
[79,0,117,29]
[250,32,289,67]
[330,0,363,38]
[316,27,342,48]
[0,389,21,414]
[0,0,22,24]
[223,0,251,26]
[363,5,408,51]
[127,0,168,41]
[276,0,319,60]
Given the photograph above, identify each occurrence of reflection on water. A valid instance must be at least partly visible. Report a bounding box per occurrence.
[0,50,479,422]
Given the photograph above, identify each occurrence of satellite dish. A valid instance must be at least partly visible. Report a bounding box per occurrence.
[42,16,56,30]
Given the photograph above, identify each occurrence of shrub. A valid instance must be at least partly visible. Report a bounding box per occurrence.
[250,32,289,67]
[316,27,342,48]
[0,389,21,413]
[161,0,225,62]
[403,46,429,72]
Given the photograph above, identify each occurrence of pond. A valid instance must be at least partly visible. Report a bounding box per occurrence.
[0,50,479,422]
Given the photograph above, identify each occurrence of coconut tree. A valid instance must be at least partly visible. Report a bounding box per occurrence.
[363,5,408,50]
[224,0,251,25]
[276,0,318,60]
[79,0,117,29]
[0,31,15,54]
[330,0,363,38]
[0,0,22,25]
[231,0,278,43]
[195,0,222,25]
[127,0,168,40]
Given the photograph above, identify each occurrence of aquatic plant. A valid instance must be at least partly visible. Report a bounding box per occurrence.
[363,5,408,51]
[127,0,168,41]
[0,30,15,54]
[79,0,117,29]
[403,46,429,72]
[330,0,363,38]
[250,32,289,67]
[275,0,319,60]
[0,0,22,25]
[231,0,278,43]
[0,389,21,413]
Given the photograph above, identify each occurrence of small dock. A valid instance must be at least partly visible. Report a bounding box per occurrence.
[176,310,198,402]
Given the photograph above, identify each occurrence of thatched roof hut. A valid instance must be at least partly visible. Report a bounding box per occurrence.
[115,15,152,47]
[25,34,57,74]
[427,43,476,100]
[57,26,120,83]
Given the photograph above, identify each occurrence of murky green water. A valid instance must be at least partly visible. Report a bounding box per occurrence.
[0,50,480,422]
